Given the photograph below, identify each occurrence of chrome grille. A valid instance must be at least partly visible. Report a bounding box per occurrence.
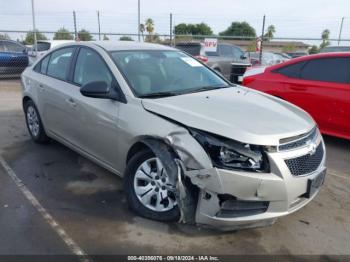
[279,128,318,151]
[285,143,324,176]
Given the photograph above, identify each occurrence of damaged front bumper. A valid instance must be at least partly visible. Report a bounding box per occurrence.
[178,138,326,231]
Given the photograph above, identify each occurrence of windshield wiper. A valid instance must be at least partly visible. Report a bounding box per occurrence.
[138,91,179,99]
[181,85,232,95]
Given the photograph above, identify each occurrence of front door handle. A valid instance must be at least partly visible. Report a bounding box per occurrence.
[66,98,77,107]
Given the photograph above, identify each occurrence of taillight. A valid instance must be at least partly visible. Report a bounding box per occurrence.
[242,67,266,86]
[242,76,255,86]
[195,55,208,63]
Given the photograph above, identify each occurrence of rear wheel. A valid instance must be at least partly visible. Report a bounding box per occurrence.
[24,100,49,143]
[124,150,180,222]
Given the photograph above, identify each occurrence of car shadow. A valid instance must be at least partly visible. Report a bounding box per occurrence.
[2,139,259,239]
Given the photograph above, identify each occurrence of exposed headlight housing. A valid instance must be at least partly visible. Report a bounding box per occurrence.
[189,129,270,172]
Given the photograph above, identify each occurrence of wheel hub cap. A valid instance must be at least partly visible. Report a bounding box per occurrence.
[133,158,177,212]
[27,106,40,137]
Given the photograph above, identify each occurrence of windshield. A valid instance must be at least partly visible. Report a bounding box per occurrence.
[110,50,230,97]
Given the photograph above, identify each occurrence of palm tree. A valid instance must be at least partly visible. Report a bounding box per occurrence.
[264,25,276,41]
[145,18,154,36]
[139,23,145,41]
[320,29,330,49]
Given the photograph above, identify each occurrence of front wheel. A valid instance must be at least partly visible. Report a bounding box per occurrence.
[124,150,180,222]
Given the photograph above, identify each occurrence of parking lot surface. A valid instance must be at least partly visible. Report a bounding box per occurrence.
[0,79,350,255]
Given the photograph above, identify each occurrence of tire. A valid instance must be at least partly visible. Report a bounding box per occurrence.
[124,149,180,222]
[24,100,49,143]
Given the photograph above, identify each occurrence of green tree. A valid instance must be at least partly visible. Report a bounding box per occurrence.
[219,22,256,39]
[264,25,276,41]
[53,27,74,40]
[103,34,109,40]
[0,33,11,40]
[174,23,188,34]
[309,45,319,54]
[119,36,133,41]
[78,29,93,41]
[24,30,47,45]
[174,23,213,36]
[320,29,330,50]
[139,23,145,41]
[145,18,154,36]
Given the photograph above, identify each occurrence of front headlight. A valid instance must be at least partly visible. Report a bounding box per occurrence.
[190,129,269,172]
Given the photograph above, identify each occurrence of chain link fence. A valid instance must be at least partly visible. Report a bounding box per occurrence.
[1,10,350,79]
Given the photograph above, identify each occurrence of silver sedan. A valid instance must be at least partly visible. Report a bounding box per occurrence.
[21,41,326,230]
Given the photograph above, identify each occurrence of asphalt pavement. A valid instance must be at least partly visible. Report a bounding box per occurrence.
[0,80,349,256]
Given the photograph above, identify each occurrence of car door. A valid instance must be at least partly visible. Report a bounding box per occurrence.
[69,47,122,168]
[38,46,77,143]
[282,57,350,136]
[299,57,350,136]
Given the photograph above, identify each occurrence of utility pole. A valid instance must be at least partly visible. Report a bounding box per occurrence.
[73,11,78,41]
[259,15,266,65]
[338,17,345,46]
[30,0,37,55]
[97,11,101,40]
[170,13,173,46]
[138,0,141,42]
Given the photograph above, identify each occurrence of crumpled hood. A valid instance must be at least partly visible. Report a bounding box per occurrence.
[141,86,315,146]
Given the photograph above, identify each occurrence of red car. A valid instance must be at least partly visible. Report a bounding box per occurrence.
[243,52,350,140]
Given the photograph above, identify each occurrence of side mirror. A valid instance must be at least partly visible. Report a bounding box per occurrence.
[240,55,247,60]
[80,80,125,102]
[80,81,110,99]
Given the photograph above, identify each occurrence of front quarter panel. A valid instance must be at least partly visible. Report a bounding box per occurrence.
[115,98,213,175]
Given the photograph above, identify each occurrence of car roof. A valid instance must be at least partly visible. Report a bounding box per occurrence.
[268,52,350,70]
[37,40,75,47]
[322,45,350,49]
[90,41,176,51]
[42,41,177,53]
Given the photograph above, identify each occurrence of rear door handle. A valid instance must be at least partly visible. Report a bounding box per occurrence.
[39,83,44,91]
[66,98,77,107]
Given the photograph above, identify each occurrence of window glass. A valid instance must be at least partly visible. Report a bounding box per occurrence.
[276,61,307,78]
[110,50,229,97]
[33,62,41,73]
[219,45,233,57]
[175,44,201,56]
[34,42,51,52]
[73,48,113,87]
[300,58,350,84]
[205,51,219,56]
[40,55,50,74]
[4,41,24,52]
[232,47,243,59]
[47,47,74,80]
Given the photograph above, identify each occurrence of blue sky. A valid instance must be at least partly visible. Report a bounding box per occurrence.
[0,0,349,45]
